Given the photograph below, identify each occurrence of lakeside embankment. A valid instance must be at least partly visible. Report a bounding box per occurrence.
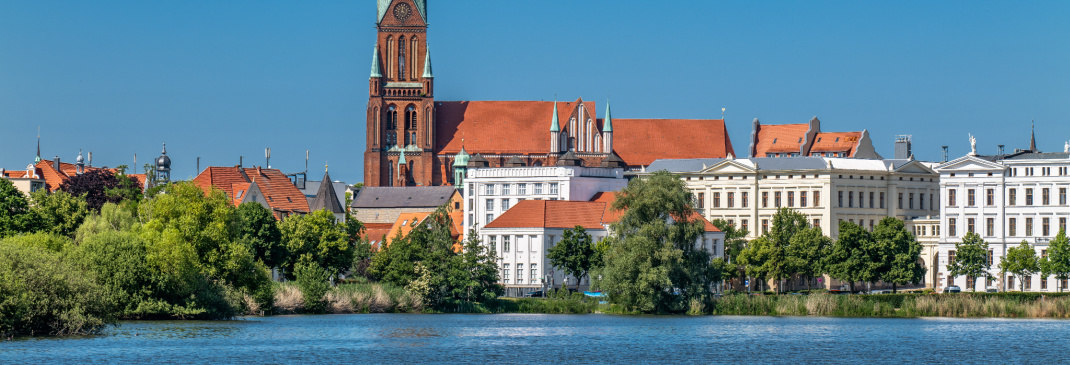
[273,284,1070,318]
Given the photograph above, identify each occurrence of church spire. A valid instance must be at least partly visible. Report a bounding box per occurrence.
[398,149,407,166]
[550,100,560,132]
[422,47,433,78]
[371,45,383,78]
[1030,120,1037,152]
[35,127,41,163]
[603,100,613,132]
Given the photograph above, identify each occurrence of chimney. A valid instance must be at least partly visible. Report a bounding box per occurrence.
[256,166,263,176]
[266,148,271,169]
[53,156,61,171]
[240,156,243,167]
[894,135,912,159]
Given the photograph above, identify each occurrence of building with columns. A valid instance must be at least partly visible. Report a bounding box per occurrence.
[363,0,734,187]
[646,156,940,240]
[934,133,1070,292]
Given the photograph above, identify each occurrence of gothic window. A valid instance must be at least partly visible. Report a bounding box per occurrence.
[568,137,576,152]
[411,37,419,80]
[425,107,432,146]
[409,132,416,146]
[388,105,398,129]
[594,134,601,153]
[386,36,393,79]
[398,36,406,81]
[372,106,380,147]
[585,119,592,151]
[388,164,394,186]
[406,105,417,130]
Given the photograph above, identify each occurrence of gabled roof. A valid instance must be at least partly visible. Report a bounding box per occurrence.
[935,154,1007,171]
[435,100,583,155]
[753,123,809,157]
[309,171,345,214]
[486,191,720,233]
[612,118,733,166]
[810,132,862,154]
[350,186,457,208]
[22,160,140,192]
[192,166,309,216]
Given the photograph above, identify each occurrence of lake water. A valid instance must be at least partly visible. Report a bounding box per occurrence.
[3,314,1069,363]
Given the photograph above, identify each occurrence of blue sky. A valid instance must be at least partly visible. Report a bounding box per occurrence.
[2,1,1068,183]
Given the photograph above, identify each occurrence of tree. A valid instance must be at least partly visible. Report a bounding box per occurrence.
[874,217,925,293]
[946,232,990,292]
[787,225,832,291]
[737,208,807,294]
[0,179,38,238]
[593,171,712,313]
[1001,240,1040,291]
[59,169,133,212]
[1041,229,1070,292]
[547,225,595,291]
[294,261,331,314]
[278,209,354,280]
[827,221,873,292]
[457,230,503,302]
[30,189,89,238]
[710,219,749,283]
[234,202,286,269]
[139,182,270,300]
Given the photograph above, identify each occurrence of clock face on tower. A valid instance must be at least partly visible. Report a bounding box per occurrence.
[393,3,412,21]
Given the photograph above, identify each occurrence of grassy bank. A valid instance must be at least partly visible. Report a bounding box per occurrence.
[705,293,1070,318]
[270,282,424,314]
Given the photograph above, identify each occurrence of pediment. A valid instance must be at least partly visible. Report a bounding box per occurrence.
[894,161,938,175]
[935,155,1003,172]
[700,160,756,174]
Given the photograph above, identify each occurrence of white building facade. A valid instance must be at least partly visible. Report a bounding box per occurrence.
[647,156,940,240]
[481,198,725,297]
[935,150,1070,292]
[462,165,627,236]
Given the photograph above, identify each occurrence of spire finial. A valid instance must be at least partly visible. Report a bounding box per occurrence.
[325,162,329,173]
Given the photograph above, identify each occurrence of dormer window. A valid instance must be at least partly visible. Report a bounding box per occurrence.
[797,138,803,143]
[773,138,778,144]
[835,137,840,142]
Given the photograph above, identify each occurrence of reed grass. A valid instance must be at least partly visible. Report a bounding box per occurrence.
[706,293,1070,318]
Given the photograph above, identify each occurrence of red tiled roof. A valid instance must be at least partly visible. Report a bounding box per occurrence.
[192,166,308,217]
[484,200,607,230]
[810,132,862,155]
[435,100,590,155]
[3,170,29,178]
[612,118,734,165]
[25,160,134,192]
[485,195,720,233]
[753,123,809,157]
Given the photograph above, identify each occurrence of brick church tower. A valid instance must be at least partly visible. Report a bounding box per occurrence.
[365,0,435,187]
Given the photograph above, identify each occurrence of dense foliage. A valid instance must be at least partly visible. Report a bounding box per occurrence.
[946,232,991,291]
[593,171,718,313]
[546,226,595,291]
[1042,229,1070,292]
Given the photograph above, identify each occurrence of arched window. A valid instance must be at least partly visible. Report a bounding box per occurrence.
[411,36,419,80]
[533,161,543,167]
[388,164,394,186]
[568,137,576,152]
[372,106,380,147]
[406,105,417,130]
[586,119,592,151]
[398,36,406,81]
[594,134,601,153]
[388,105,398,129]
[410,132,416,146]
[386,36,393,79]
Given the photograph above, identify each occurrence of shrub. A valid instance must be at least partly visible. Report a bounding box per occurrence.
[0,242,114,336]
[295,262,330,314]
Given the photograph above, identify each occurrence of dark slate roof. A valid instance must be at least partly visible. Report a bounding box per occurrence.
[309,171,345,214]
[646,158,724,173]
[350,186,457,208]
[751,157,828,171]
[1002,152,1070,160]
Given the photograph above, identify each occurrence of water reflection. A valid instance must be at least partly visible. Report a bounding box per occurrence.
[4,314,1070,364]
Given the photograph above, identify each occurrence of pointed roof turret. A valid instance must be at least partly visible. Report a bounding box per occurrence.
[599,151,625,168]
[603,100,613,132]
[556,151,582,166]
[422,47,433,78]
[1030,121,1037,152]
[467,153,489,168]
[452,147,470,167]
[371,46,383,78]
[309,170,345,214]
[35,129,41,163]
[505,156,525,167]
[550,100,560,132]
[398,150,407,166]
